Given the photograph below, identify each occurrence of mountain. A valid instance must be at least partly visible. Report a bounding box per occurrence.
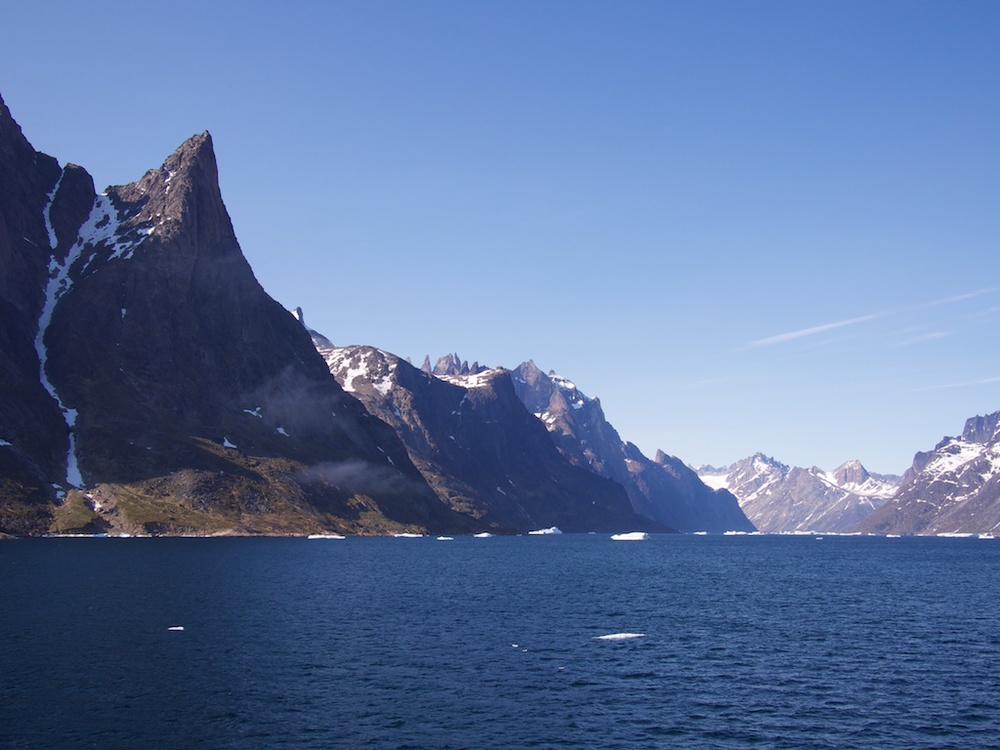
[697,454,899,533]
[508,361,753,533]
[309,329,654,533]
[0,92,477,537]
[857,412,1000,535]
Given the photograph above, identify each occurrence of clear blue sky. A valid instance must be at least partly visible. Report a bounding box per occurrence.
[3,1,998,474]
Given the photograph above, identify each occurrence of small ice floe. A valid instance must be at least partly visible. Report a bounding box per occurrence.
[437,536,454,541]
[979,533,996,540]
[0,439,12,448]
[276,427,289,437]
[243,407,262,418]
[473,532,494,538]
[222,437,237,449]
[528,526,562,535]
[307,534,346,540]
[595,632,646,641]
[611,532,649,541]
[167,626,184,632]
[393,533,423,538]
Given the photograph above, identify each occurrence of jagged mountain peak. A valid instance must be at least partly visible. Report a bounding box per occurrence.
[0,92,36,159]
[109,129,233,252]
[320,344,402,399]
[0,93,475,536]
[548,372,593,407]
[291,307,334,348]
[425,352,490,378]
[961,411,1000,445]
[749,452,788,474]
[831,459,870,486]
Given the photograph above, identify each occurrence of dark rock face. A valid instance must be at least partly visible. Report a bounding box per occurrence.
[0,92,472,536]
[510,361,753,533]
[316,341,651,533]
[858,412,1000,535]
[0,94,71,525]
[697,454,899,533]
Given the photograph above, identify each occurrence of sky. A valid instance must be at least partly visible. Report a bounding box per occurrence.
[2,0,998,474]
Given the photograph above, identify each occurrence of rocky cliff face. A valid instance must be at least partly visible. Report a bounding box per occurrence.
[857,412,1000,535]
[698,454,898,533]
[509,361,753,533]
[0,92,473,536]
[313,336,651,533]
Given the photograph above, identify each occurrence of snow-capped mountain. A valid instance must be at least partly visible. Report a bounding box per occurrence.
[698,454,899,533]
[858,411,1000,535]
[0,91,470,537]
[311,337,652,533]
[509,361,754,533]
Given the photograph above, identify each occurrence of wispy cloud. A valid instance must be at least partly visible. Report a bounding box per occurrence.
[919,288,998,309]
[744,287,998,350]
[747,314,879,348]
[908,376,1000,393]
[889,331,951,348]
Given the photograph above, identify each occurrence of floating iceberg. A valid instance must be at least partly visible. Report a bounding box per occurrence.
[436,536,454,541]
[473,532,494,538]
[307,534,346,540]
[393,533,424,538]
[167,626,184,632]
[528,526,562,535]
[611,532,649,541]
[595,632,646,641]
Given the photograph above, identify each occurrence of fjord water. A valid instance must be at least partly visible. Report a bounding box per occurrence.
[2,535,998,749]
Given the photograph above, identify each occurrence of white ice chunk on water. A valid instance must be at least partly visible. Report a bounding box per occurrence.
[528,526,562,535]
[595,633,646,641]
[611,532,649,541]
[474,532,494,538]
[307,534,346,540]
[276,427,289,436]
[243,407,262,418]
[436,536,454,541]
[222,438,237,449]
[167,626,184,631]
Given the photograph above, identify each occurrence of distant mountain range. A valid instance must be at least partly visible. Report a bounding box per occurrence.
[698,411,1000,536]
[697,455,899,533]
[1,89,997,537]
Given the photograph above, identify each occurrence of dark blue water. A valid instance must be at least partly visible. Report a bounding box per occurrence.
[1,534,998,749]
